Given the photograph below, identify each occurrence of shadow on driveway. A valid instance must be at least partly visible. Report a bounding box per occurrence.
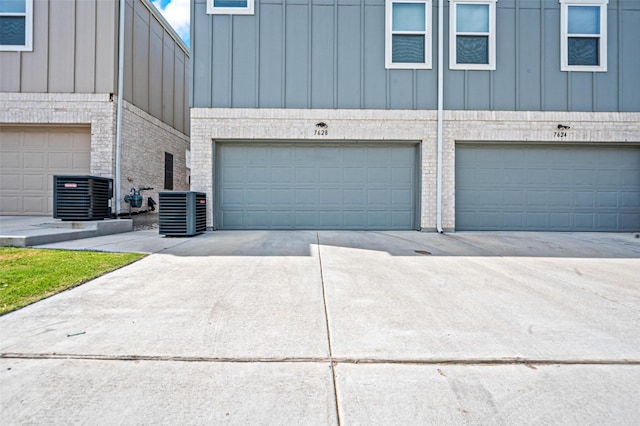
[156,230,640,259]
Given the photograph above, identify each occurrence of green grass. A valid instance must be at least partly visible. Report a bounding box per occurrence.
[0,247,145,315]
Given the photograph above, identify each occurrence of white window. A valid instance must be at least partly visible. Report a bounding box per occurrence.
[0,0,33,51]
[207,0,254,15]
[449,0,497,70]
[560,0,607,72]
[385,0,432,69]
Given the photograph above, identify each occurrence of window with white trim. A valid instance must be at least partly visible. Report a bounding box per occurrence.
[0,0,33,51]
[385,0,432,69]
[207,0,254,15]
[560,0,607,72]
[449,0,496,70]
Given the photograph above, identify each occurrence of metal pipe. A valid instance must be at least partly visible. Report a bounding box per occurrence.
[115,0,126,216]
[436,0,444,233]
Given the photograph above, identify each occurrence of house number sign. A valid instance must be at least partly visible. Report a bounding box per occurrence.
[554,124,570,138]
[314,122,328,136]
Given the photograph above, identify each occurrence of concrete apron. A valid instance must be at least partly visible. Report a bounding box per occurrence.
[1,231,639,424]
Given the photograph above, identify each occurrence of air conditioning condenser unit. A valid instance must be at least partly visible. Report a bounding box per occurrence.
[158,191,206,236]
[53,175,113,221]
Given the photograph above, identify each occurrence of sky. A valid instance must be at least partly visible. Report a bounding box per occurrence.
[151,0,190,47]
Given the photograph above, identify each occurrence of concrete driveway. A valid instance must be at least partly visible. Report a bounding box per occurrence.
[1,231,639,424]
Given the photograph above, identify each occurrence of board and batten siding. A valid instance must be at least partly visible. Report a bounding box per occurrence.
[0,0,118,94]
[0,0,189,135]
[191,0,640,112]
[124,0,190,135]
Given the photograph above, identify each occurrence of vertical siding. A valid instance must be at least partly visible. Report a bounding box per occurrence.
[232,16,257,107]
[183,56,189,134]
[362,2,386,109]
[20,0,50,92]
[0,0,189,133]
[174,49,186,131]
[258,2,283,107]
[389,70,413,109]
[542,7,567,111]
[518,8,541,111]
[493,6,516,110]
[190,0,211,107]
[1,0,118,94]
[620,8,640,112]
[132,1,151,111]
[417,5,438,111]
[17,0,117,93]
[311,4,334,108]
[48,0,75,92]
[570,74,594,112]
[149,19,164,119]
[75,0,97,93]
[211,16,230,106]
[123,0,191,134]
[95,0,118,93]
[594,7,617,112]
[0,52,20,91]
[162,37,176,127]
[191,0,640,112]
[284,4,308,108]
[467,72,490,110]
[337,5,362,108]
[123,0,135,100]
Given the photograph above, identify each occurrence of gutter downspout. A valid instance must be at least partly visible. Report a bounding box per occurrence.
[115,0,126,216]
[436,0,444,233]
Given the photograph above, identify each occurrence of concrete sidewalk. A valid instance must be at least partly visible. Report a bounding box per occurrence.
[0,216,133,247]
[1,231,639,424]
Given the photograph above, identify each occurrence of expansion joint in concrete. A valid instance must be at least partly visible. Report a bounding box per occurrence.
[3,353,640,367]
[316,232,342,426]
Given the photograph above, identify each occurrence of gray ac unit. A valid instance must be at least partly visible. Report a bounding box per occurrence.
[158,191,206,236]
[53,175,113,221]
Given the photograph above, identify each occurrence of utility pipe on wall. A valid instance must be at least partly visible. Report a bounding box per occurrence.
[115,0,126,216]
[436,0,444,233]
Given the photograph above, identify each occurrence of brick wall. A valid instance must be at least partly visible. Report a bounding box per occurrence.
[120,101,190,214]
[0,93,190,216]
[191,108,640,231]
[0,93,117,179]
[441,110,640,230]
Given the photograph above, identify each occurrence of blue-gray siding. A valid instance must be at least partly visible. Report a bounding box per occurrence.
[455,144,640,231]
[191,0,640,112]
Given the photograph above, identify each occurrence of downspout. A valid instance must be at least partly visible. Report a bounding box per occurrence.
[115,0,126,216]
[436,0,444,233]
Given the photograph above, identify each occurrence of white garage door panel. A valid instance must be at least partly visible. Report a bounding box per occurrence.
[216,143,417,230]
[0,127,91,216]
[455,145,640,231]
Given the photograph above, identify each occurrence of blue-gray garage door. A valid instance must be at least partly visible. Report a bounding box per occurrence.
[455,144,640,231]
[216,143,418,230]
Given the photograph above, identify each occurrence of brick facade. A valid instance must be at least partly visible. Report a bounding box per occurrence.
[190,108,640,230]
[0,93,189,215]
[120,101,190,213]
